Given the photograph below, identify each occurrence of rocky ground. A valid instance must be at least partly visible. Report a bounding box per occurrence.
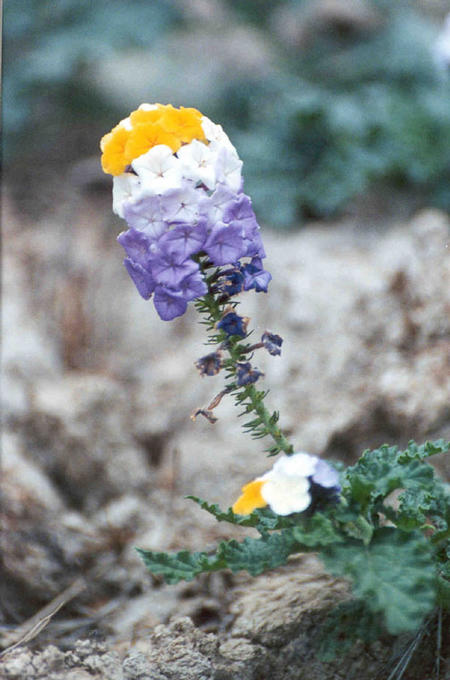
[1,184,449,678]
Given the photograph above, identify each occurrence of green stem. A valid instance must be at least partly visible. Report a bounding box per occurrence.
[194,272,294,457]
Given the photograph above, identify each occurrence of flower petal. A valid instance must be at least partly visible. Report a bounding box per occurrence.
[232,480,267,515]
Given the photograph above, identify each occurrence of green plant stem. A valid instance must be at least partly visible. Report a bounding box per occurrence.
[194,278,294,456]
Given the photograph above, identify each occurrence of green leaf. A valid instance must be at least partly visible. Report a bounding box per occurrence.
[317,600,384,661]
[136,548,226,585]
[321,528,436,634]
[343,440,448,511]
[186,496,296,531]
[397,439,450,463]
[291,512,344,547]
[219,531,299,576]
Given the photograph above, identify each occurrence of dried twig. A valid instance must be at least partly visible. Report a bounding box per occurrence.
[0,577,86,657]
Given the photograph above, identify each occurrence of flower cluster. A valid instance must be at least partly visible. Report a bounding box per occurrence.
[232,452,340,516]
[100,103,270,320]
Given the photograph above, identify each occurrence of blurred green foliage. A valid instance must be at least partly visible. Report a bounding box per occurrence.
[215,0,450,225]
[3,0,183,160]
[4,0,450,226]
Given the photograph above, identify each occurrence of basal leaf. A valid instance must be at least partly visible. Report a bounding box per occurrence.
[321,528,436,635]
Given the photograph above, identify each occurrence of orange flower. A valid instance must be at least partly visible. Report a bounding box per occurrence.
[129,106,165,127]
[100,104,210,176]
[232,479,267,515]
[100,125,130,176]
[159,106,206,144]
[125,122,181,162]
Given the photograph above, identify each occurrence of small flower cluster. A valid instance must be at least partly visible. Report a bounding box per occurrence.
[232,452,340,516]
[100,104,270,320]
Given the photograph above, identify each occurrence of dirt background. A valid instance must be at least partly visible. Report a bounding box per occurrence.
[1,169,449,678]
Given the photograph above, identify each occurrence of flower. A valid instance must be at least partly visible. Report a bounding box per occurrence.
[101,103,270,320]
[232,452,340,516]
[195,351,223,377]
[217,311,249,338]
[236,362,264,386]
[261,331,283,356]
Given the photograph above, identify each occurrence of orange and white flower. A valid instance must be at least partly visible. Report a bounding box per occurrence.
[232,452,340,516]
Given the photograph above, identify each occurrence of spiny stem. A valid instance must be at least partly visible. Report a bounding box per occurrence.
[194,270,294,457]
[241,384,294,455]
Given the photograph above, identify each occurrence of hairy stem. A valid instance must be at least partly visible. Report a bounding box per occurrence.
[194,271,294,456]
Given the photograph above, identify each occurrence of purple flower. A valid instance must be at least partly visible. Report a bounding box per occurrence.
[213,268,245,297]
[160,183,203,224]
[261,332,283,356]
[241,260,272,293]
[311,459,341,491]
[203,223,247,266]
[123,195,166,239]
[118,228,154,268]
[243,224,266,259]
[177,271,208,301]
[200,184,238,223]
[153,286,188,321]
[158,221,207,260]
[195,351,223,377]
[151,247,199,287]
[123,258,155,300]
[223,194,254,225]
[236,362,264,386]
[217,311,248,338]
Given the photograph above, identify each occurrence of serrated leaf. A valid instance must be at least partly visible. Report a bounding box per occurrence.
[343,442,440,511]
[398,439,450,463]
[218,531,299,575]
[187,495,296,531]
[138,518,342,584]
[136,547,225,584]
[321,528,436,634]
[292,512,344,547]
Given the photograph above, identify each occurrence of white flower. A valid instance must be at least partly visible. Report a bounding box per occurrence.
[137,103,160,111]
[112,173,142,217]
[215,147,243,193]
[177,139,217,190]
[132,145,182,195]
[199,184,237,223]
[161,183,202,224]
[232,451,340,516]
[260,473,311,516]
[123,194,166,239]
[118,116,133,131]
[201,116,236,151]
[271,452,319,478]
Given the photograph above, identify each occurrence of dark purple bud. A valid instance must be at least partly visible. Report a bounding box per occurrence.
[217,311,249,338]
[213,268,245,297]
[241,260,272,293]
[236,362,264,386]
[195,351,223,377]
[261,331,283,356]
